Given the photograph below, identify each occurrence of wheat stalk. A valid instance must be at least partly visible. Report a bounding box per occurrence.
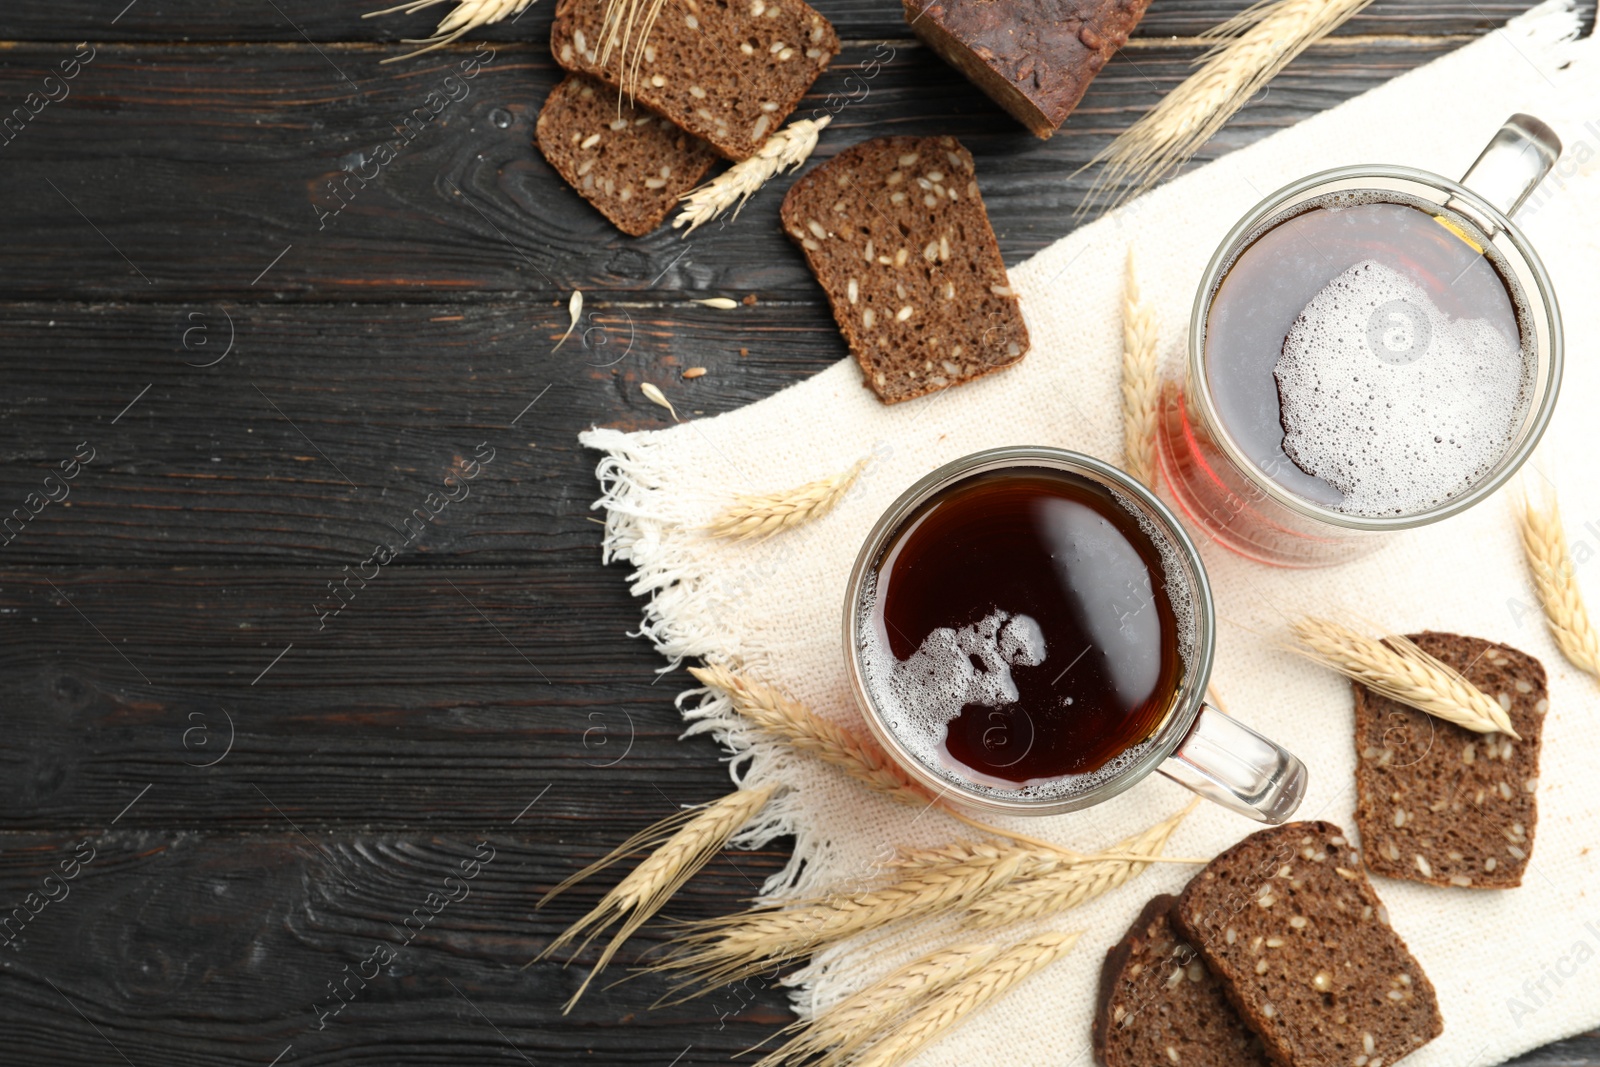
[534,783,777,1011]
[755,942,1001,1067]
[689,662,933,808]
[365,0,535,62]
[963,801,1196,927]
[662,803,1199,992]
[689,663,1100,858]
[662,836,1039,987]
[674,116,833,234]
[1121,248,1161,489]
[704,457,867,542]
[850,931,1083,1067]
[1082,0,1373,210]
[1289,617,1519,737]
[1517,492,1600,680]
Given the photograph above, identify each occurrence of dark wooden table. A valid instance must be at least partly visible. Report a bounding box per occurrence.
[1,1,1594,1063]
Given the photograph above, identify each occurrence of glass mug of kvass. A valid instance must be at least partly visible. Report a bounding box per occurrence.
[1158,114,1564,566]
[843,448,1307,823]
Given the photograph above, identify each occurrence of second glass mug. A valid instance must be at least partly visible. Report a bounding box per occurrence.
[1157,115,1565,567]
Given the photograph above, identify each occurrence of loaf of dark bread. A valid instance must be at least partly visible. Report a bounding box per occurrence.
[1095,894,1270,1067]
[780,135,1029,404]
[1174,821,1443,1067]
[550,0,839,160]
[902,0,1151,138]
[535,74,718,236]
[1354,632,1545,889]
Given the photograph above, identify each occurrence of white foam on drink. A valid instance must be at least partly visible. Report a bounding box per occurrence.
[1274,259,1530,516]
[857,486,1195,801]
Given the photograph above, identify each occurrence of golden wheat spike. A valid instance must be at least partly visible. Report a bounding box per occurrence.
[661,842,1036,989]
[849,931,1083,1067]
[365,0,535,62]
[1289,617,1519,737]
[688,663,931,806]
[702,450,863,542]
[1082,0,1374,211]
[754,942,1001,1067]
[690,663,1127,859]
[1121,247,1161,489]
[964,800,1195,927]
[1517,492,1600,681]
[675,116,834,235]
[531,783,777,1012]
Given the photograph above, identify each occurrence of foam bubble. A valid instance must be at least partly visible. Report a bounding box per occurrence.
[1274,260,1530,517]
[858,488,1194,802]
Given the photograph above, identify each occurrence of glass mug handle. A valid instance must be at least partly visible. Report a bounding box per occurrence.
[1450,113,1561,233]
[1156,703,1308,823]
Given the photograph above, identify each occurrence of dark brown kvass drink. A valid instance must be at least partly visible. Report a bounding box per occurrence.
[855,467,1192,799]
[1203,193,1533,516]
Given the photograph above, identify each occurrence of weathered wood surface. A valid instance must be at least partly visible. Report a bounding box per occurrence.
[0,0,1573,40]
[1,0,1595,1063]
[0,38,1485,301]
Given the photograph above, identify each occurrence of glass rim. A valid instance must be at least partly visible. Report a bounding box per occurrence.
[840,445,1217,816]
[1187,163,1565,532]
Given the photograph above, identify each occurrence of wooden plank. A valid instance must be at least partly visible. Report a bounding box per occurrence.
[0,566,794,830]
[0,0,1572,43]
[0,300,836,565]
[0,38,1473,300]
[0,827,1593,1065]
[0,828,797,1065]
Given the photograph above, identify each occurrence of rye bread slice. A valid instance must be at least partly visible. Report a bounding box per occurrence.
[780,135,1030,404]
[1174,821,1443,1067]
[1354,632,1546,889]
[1094,894,1270,1067]
[550,0,839,161]
[535,74,718,237]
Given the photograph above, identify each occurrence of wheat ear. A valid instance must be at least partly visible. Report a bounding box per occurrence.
[1082,0,1373,210]
[850,931,1083,1067]
[689,663,1099,858]
[704,456,867,542]
[661,839,1039,988]
[964,800,1197,927]
[365,0,535,62]
[598,0,671,100]
[674,116,832,234]
[1517,492,1600,680]
[534,783,777,1011]
[689,662,931,807]
[755,942,1001,1067]
[1289,617,1519,737]
[1121,248,1161,489]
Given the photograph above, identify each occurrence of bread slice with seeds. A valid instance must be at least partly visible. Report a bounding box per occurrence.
[550,0,839,161]
[535,74,718,237]
[1174,821,1443,1067]
[1094,894,1270,1067]
[779,135,1029,404]
[1354,632,1545,889]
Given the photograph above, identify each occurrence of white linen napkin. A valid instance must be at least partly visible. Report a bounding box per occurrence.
[582,4,1600,1062]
